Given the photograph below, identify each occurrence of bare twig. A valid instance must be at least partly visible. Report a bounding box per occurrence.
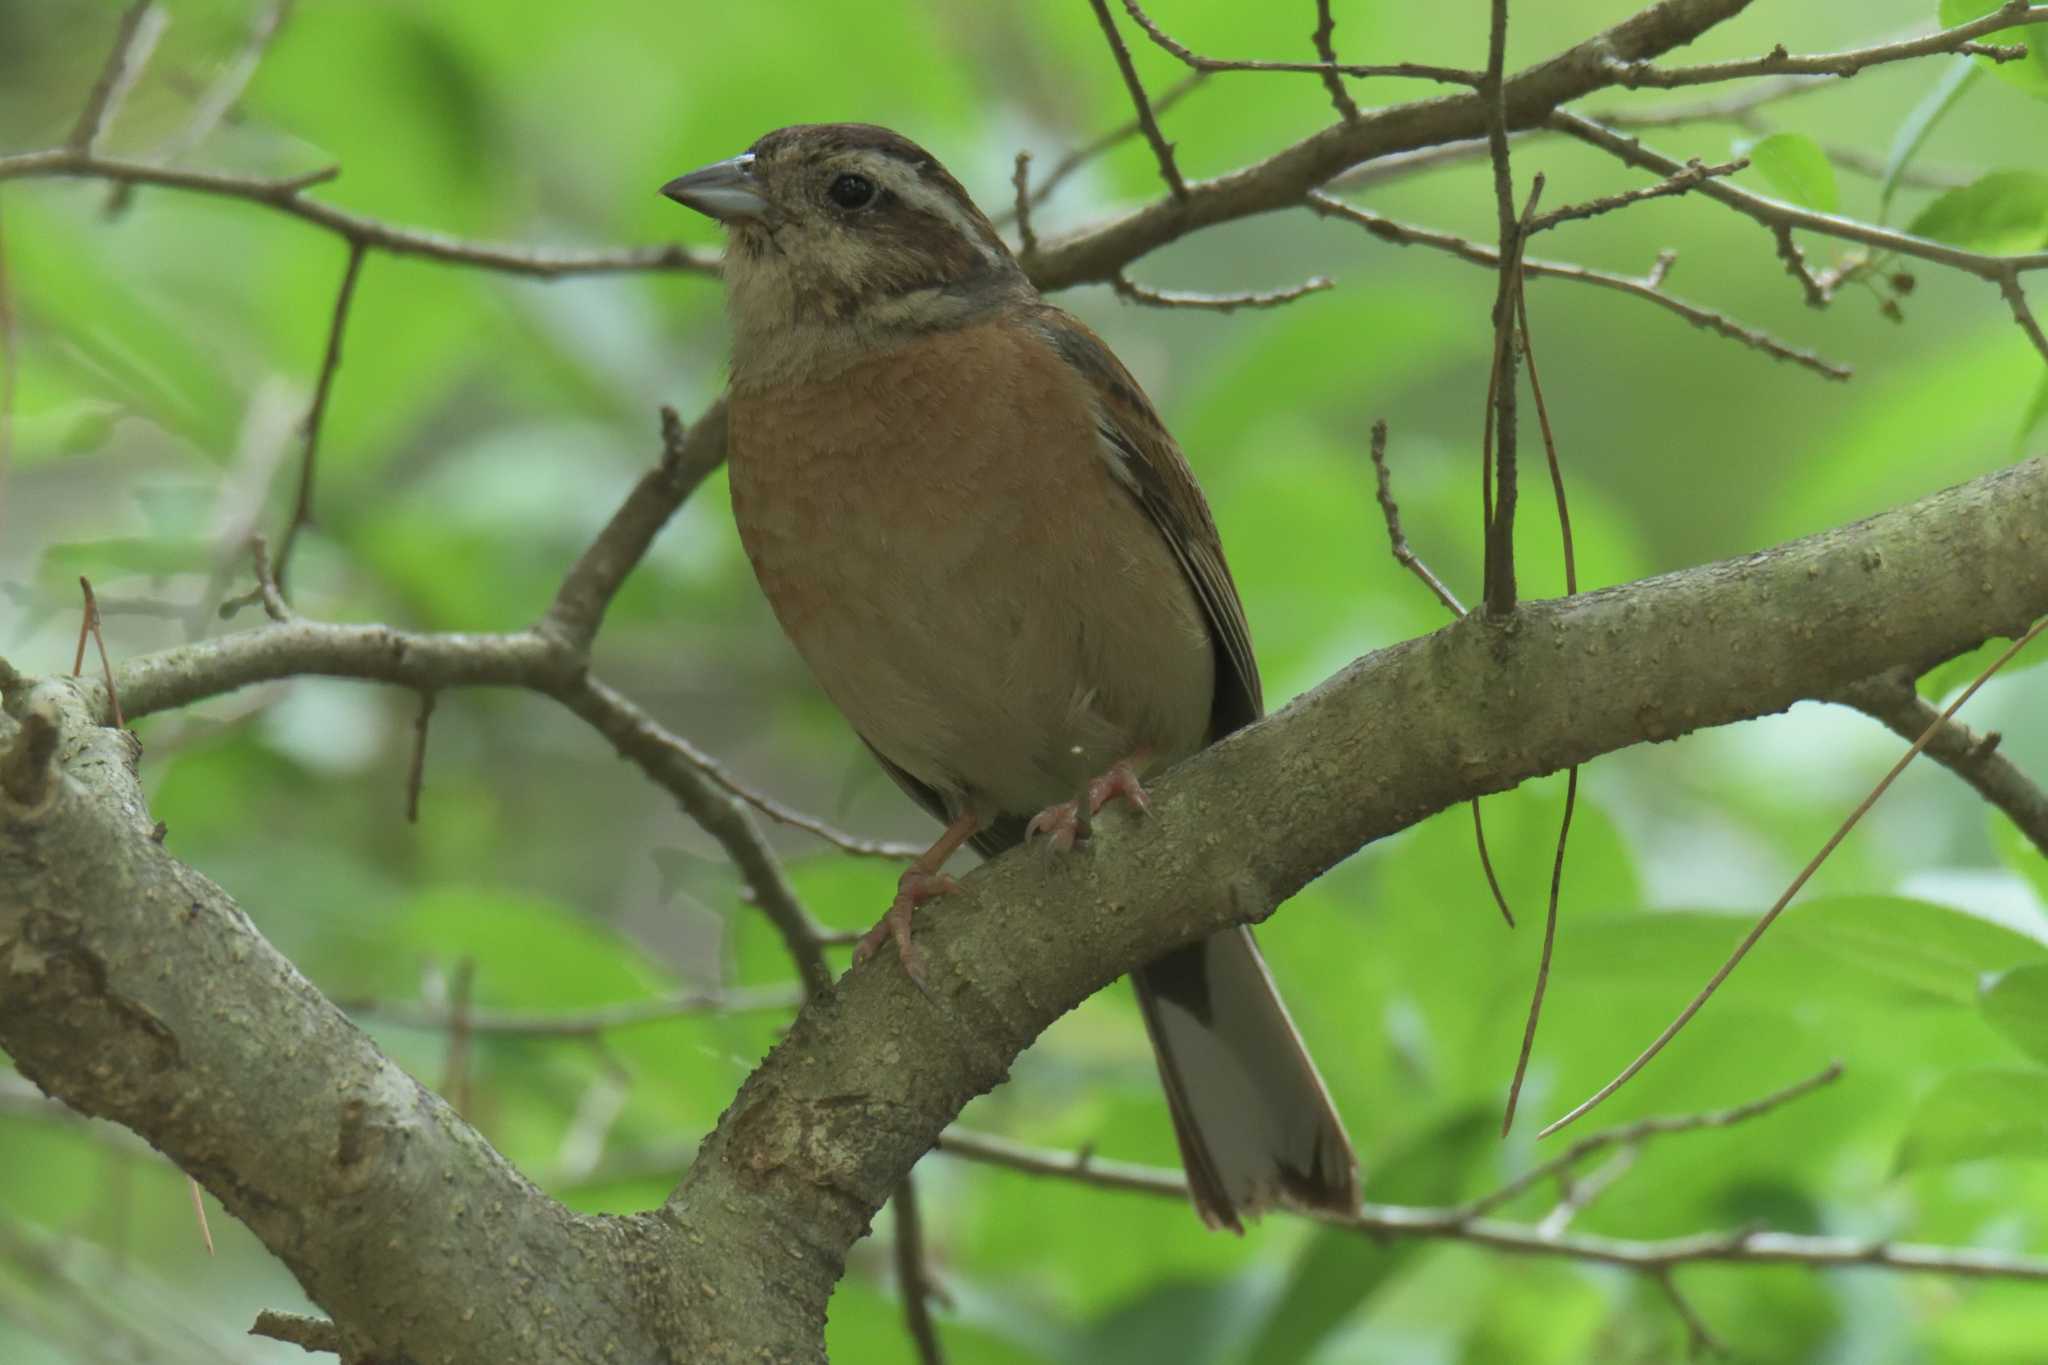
[994,75,1208,227]
[1110,273,1332,311]
[1119,0,1479,85]
[1551,112,2048,359]
[1088,0,1189,199]
[0,150,715,279]
[542,404,723,656]
[1535,1144,1638,1238]
[1472,802,1517,929]
[405,690,436,823]
[273,241,367,591]
[934,1116,2048,1281]
[1836,669,2048,856]
[1010,151,1038,259]
[234,533,293,623]
[1500,278,1581,1135]
[73,579,124,728]
[1542,620,2048,1138]
[1604,5,2048,88]
[1367,421,1466,617]
[1654,1270,1728,1357]
[1773,223,1828,306]
[1309,194,1851,378]
[891,1174,947,1365]
[1311,0,1362,121]
[68,3,168,156]
[1366,422,1519,933]
[1464,1066,1844,1221]
[1528,157,1747,235]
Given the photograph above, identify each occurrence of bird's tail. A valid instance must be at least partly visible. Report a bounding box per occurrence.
[1131,926,1359,1231]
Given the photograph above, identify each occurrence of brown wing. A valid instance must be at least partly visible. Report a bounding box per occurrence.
[1027,305,1262,739]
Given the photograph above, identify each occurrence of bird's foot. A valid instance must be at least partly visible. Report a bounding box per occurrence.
[1027,757,1152,853]
[853,865,960,981]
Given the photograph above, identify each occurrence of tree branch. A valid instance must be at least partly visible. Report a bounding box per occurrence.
[1835,668,2048,856]
[9,455,2046,1359]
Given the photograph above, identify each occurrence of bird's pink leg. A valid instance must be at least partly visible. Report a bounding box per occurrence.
[854,810,980,979]
[1027,753,1153,853]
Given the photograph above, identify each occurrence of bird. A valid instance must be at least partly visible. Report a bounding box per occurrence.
[662,123,1357,1230]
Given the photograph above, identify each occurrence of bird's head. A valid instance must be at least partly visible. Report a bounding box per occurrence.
[663,124,1030,384]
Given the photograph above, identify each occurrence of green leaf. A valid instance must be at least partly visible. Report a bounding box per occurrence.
[1239,1109,1495,1365]
[1908,170,2048,253]
[1739,132,1839,213]
[1880,60,1978,222]
[1983,964,2048,1064]
[1896,1066,2048,1170]
[1940,0,2048,100]
[1775,895,2048,1005]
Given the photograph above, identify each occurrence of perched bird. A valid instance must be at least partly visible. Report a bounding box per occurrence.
[663,123,1357,1230]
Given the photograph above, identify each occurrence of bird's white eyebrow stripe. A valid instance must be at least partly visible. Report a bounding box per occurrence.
[841,151,1007,267]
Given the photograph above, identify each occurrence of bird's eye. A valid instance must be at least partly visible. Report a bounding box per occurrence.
[827,173,878,210]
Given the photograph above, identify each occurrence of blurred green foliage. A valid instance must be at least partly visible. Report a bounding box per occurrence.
[4,1,2048,1362]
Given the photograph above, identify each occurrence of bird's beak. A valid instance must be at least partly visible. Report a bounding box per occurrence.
[661,153,766,222]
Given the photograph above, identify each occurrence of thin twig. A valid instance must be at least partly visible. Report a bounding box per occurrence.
[1654,1270,1729,1357]
[1472,801,1517,929]
[68,2,167,156]
[542,404,723,656]
[1367,421,1516,932]
[891,1174,947,1365]
[1835,668,2048,856]
[1773,223,1828,307]
[1119,0,1479,85]
[73,579,124,728]
[274,241,367,591]
[1535,1144,1637,1238]
[1367,420,1466,617]
[1550,112,2048,355]
[1010,152,1038,259]
[1463,1066,1844,1221]
[1311,0,1362,121]
[405,690,436,823]
[1541,620,2048,1138]
[1604,5,2048,88]
[0,150,715,279]
[994,75,1208,227]
[1110,273,1332,311]
[1528,158,1747,235]
[933,1115,2048,1281]
[1499,276,1581,1136]
[1306,193,1851,380]
[1088,0,1188,199]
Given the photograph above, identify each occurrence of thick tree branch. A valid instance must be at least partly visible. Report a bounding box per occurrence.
[8,457,2046,1359]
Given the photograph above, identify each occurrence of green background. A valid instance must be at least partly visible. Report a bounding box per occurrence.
[4,1,2048,1361]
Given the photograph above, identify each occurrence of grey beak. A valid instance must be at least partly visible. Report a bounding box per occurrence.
[661,153,766,222]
